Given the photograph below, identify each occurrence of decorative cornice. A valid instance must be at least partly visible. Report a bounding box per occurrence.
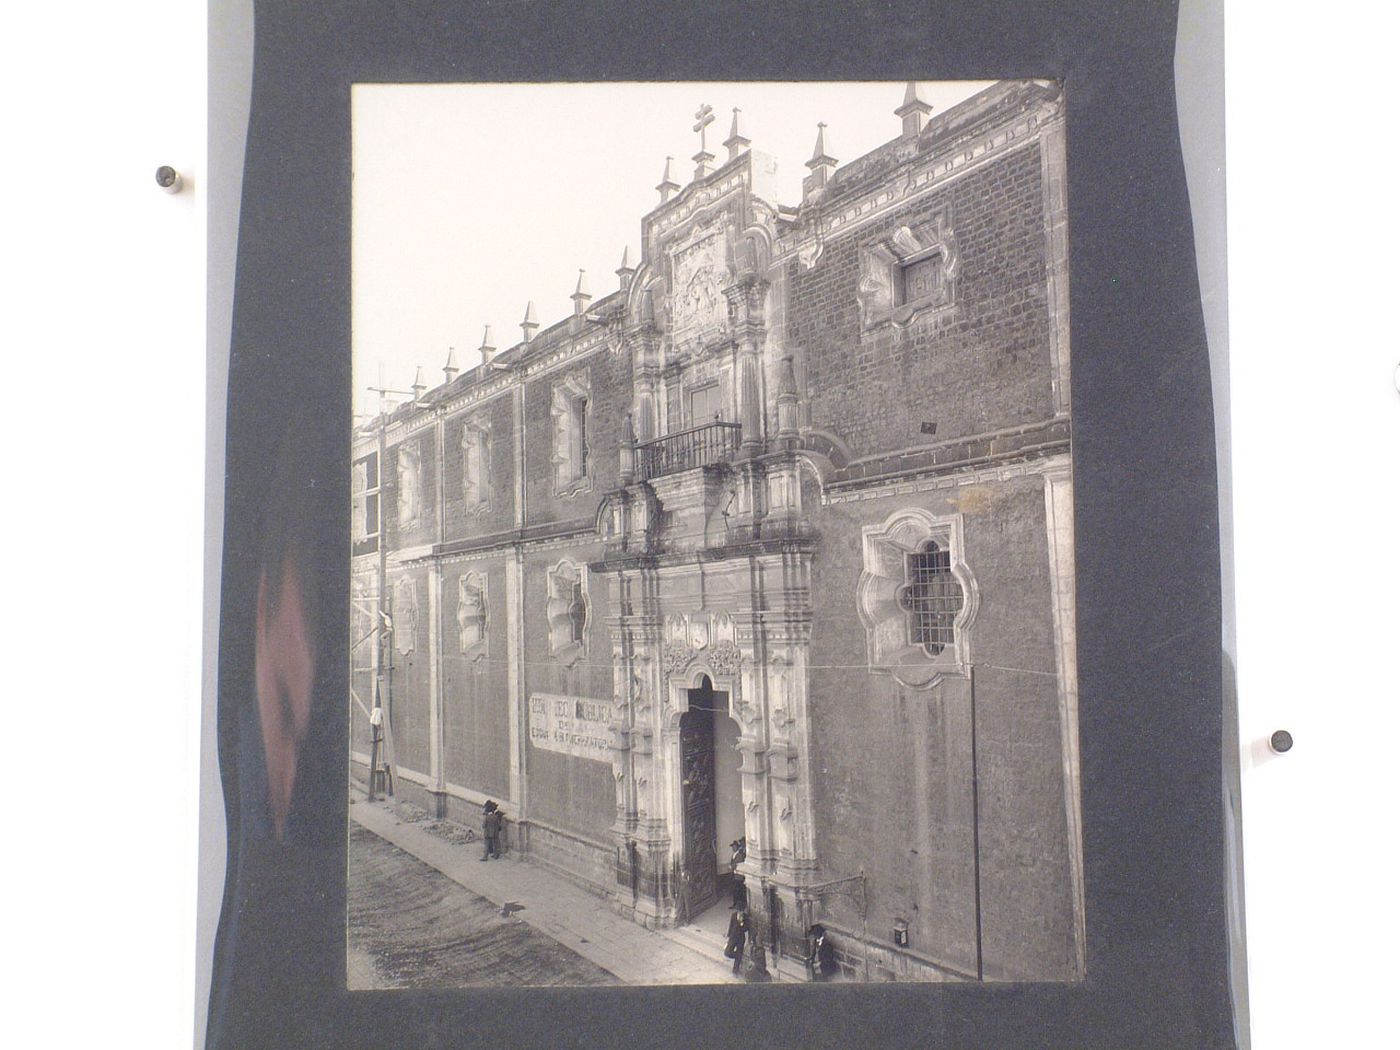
[772,104,1051,266]
[823,450,1071,506]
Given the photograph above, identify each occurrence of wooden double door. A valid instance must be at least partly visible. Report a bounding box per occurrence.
[678,680,728,916]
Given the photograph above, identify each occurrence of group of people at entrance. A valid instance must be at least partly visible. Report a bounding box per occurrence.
[722,838,839,982]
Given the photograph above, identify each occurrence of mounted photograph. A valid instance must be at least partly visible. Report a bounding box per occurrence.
[347,79,1080,988]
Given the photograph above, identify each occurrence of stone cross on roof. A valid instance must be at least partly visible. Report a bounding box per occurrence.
[692,103,716,180]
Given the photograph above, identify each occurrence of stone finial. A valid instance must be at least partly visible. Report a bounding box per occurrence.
[692,103,717,180]
[895,80,933,138]
[803,122,838,200]
[479,325,497,365]
[616,246,636,293]
[571,269,592,316]
[723,107,750,161]
[656,156,680,203]
[618,412,637,485]
[443,346,460,384]
[412,366,427,401]
[521,301,539,342]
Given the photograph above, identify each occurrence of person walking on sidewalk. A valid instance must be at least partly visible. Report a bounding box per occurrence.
[725,908,751,975]
[480,800,503,861]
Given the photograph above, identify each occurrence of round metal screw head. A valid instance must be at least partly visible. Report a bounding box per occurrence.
[155,165,183,193]
[1268,729,1294,754]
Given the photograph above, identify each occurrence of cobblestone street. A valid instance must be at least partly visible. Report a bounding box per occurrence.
[348,795,744,987]
[348,824,618,988]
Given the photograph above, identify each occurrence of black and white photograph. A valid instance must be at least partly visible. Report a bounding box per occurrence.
[347,79,1082,988]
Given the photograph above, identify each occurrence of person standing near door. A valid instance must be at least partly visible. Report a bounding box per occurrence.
[725,908,751,975]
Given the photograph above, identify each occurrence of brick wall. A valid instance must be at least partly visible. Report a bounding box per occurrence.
[804,472,1077,980]
[518,541,616,841]
[522,347,631,528]
[384,430,438,551]
[441,393,517,542]
[792,144,1053,459]
[384,563,432,776]
[441,558,511,799]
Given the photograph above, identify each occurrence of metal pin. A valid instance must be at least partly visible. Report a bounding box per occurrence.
[155,165,183,194]
[1268,729,1293,755]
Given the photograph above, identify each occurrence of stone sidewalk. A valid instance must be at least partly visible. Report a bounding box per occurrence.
[349,795,746,986]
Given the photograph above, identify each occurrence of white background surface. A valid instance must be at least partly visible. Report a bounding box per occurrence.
[4,3,1395,1048]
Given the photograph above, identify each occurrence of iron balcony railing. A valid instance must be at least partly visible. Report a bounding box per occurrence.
[636,420,742,481]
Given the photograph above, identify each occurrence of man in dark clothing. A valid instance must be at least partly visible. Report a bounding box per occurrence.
[725,909,751,975]
[807,923,838,981]
[744,942,773,983]
[480,800,503,861]
[728,837,748,909]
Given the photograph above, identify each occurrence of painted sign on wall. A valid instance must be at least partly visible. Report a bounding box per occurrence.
[528,693,613,763]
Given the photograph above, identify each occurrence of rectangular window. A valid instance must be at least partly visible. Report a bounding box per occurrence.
[901,543,961,655]
[574,396,589,476]
[899,253,944,305]
[352,450,380,557]
[688,382,723,427]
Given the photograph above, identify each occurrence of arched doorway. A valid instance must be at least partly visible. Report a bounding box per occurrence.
[678,675,745,921]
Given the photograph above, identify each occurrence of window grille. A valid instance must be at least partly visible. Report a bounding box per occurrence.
[568,581,587,643]
[898,542,963,656]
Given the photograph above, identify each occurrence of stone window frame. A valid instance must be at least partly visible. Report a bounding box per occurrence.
[457,570,488,659]
[857,507,978,688]
[545,559,590,667]
[395,439,422,527]
[459,417,492,515]
[550,372,593,497]
[856,215,960,332]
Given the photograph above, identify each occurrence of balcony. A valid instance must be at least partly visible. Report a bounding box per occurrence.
[636,421,741,481]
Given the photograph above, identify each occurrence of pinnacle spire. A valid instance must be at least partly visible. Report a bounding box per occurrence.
[443,346,460,384]
[616,246,637,292]
[656,156,680,203]
[803,122,838,200]
[571,269,592,317]
[806,122,837,169]
[479,325,497,365]
[895,80,933,137]
[521,300,539,342]
[723,107,750,161]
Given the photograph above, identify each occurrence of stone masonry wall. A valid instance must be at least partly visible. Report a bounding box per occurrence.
[803,471,1077,981]
[791,143,1053,460]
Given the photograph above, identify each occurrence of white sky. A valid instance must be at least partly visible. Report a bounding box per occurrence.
[352,80,993,420]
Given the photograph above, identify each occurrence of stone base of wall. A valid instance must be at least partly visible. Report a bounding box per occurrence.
[518,819,616,901]
[769,919,974,983]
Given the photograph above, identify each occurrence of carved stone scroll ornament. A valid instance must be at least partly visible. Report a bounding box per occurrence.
[708,640,741,677]
[662,641,694,677]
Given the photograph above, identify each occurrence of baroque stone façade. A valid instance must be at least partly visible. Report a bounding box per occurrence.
[351,80,1081,983]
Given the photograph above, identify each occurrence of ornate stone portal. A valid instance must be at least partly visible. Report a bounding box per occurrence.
[601,548,818,930]
[594,149,822,933]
